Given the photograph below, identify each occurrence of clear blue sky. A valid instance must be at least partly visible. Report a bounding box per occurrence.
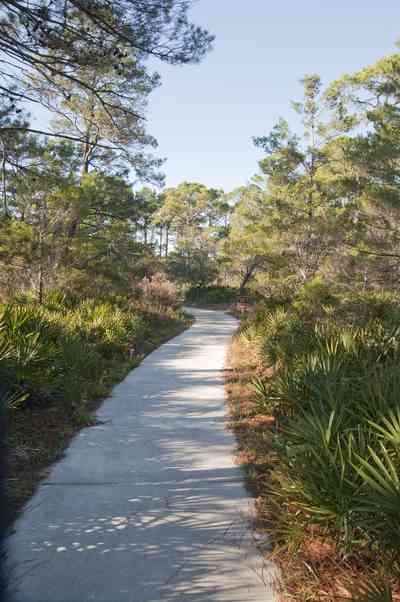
[145,0,400,192]
[28,0,400,192]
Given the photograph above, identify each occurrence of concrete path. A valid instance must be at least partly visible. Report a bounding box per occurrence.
[7,308,276,602]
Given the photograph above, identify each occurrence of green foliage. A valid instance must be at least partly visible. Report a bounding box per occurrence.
[242,290,400,572]
[279,411,368,545]
[185,285,238,305]
[0,294,155,416]
[157,182,229,288]
[250,376,271,408]
[292,277,338,313]
[338,292,400,327]
[168,247,218,288]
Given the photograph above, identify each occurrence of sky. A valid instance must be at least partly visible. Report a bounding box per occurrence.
[29,0,400,193]
[144,0,400,192]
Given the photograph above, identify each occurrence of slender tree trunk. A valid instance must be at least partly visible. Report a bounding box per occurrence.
[81,94,96,178]
[38,209,44,304]
[239,263,258,293]
[82,144,91,176]
[66,131,93,249]
[38,247,44,304]
[65,136,90,248]
[0,139,7,217]
[165,224,169,257]
[159,225,163,257]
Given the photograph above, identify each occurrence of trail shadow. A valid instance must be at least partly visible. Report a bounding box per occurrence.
[6,309,277,601]
[8,468,276,601]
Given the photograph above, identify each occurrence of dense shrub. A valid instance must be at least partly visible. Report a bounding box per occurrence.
[185,285,268,305]
[292,276,339,314]
[239,287,400,575]
[338,291,400,328]
[0,295,151,415]
[138,273,183,311]
[185,285,238,305]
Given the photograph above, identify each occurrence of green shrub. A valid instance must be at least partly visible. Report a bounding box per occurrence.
[0,293,155,415]
[241,288,400,568]
[338,291,400,328]
[279,409,368,546]
[185,285,238,304]
[293,276,338,313]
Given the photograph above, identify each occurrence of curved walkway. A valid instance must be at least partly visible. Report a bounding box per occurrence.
[7,308,276,602]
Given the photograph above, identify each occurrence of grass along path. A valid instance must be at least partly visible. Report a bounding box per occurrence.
[225,321,400,602]
[7,310,191,528]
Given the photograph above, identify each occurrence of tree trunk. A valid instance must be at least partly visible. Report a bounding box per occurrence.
[38,219,44,304]
[159,225,163,257]
[67,134,91,246]
[82,148,90,176]
[239,263,258,293]
[165,224,169,257]
[1,139,7,217]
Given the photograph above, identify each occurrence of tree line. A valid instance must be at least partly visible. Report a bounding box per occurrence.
[220,43,400,297]
[0,1,219,303]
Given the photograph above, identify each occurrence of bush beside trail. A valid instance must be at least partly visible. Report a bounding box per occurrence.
[185,285,265,307]
[227,283,400,601]
[3,281,189,525]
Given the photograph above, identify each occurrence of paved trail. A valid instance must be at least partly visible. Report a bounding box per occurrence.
[7,308,276,602]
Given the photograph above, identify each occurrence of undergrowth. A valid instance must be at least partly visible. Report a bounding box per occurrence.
[226,283,400,601]
[3,289,190,525]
